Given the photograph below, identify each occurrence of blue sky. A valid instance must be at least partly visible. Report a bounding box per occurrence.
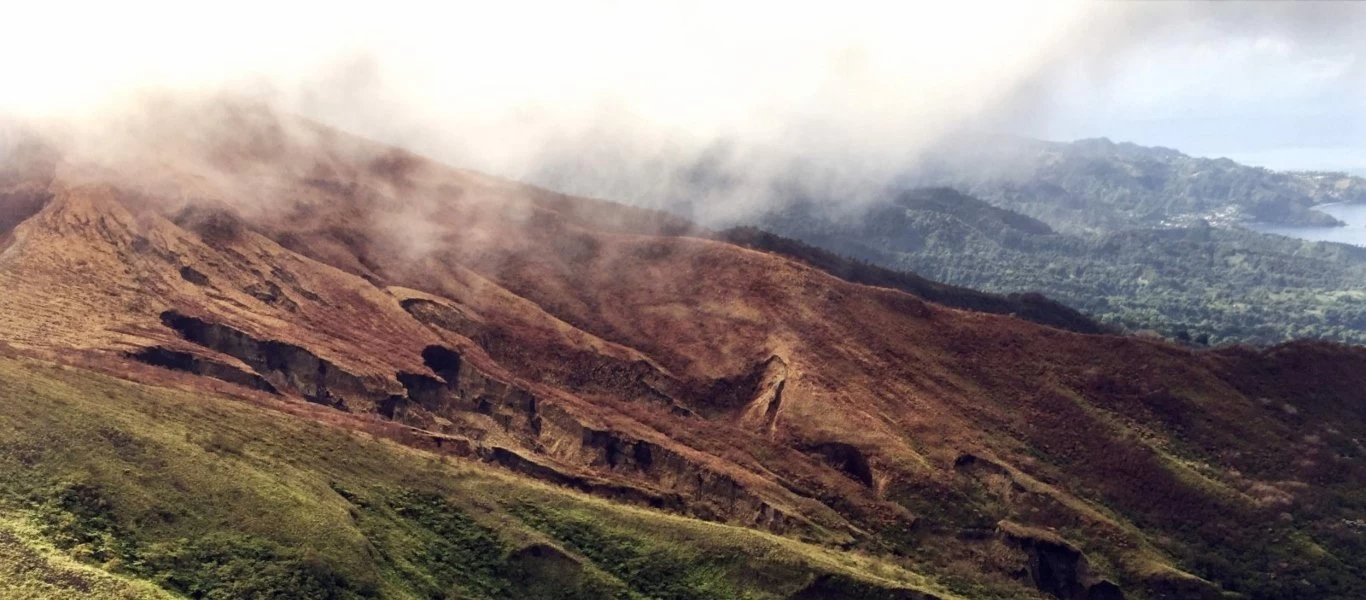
[1017,5,1366,171]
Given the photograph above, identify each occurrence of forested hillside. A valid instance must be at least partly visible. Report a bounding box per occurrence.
[759,188,1366,345]
[912,135,1366,234]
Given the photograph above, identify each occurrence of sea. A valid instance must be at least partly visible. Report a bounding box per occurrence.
[1248,203,1366,247]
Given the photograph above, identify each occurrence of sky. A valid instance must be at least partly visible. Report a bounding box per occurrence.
[1020,5,1366,172]
[2,1,1363,177]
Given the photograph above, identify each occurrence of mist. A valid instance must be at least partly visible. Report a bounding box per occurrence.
[5,1,1365,225]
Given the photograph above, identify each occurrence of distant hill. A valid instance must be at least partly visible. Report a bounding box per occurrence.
[757,187,1366,346]
[912,135,1366,234]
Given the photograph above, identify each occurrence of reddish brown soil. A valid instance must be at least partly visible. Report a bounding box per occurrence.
[3,101,1364,599]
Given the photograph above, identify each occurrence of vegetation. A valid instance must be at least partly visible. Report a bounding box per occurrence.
[717,227,1104,334]
[0,356,946,599]
[756,187,1366,346]
[8,106,1366,600]
[915,135,1366,233]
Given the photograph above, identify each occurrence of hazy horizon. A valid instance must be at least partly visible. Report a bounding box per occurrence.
[4,1,1364,199]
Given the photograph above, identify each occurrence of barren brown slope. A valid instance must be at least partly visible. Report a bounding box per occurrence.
[2,103,1366,599]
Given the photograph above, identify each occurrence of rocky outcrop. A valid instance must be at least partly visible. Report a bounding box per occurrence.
[466,383,804,531]
[127,346,277,393]
[484,446,686,512]
[159,310,388,411]
[997,521,1124,600]
[401,297,689,414]
[150,312,809,534]
[803,442,875,488]
[178,266,210,286]
[243,281,298,311]
[382,346,541,444]
[569,425,801,531]
[698,355,788,425]
[421,345,462,382]
[750,356,788,431]
[385,345,806,532]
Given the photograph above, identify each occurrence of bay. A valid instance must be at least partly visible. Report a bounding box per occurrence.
[1248,203,1366,247]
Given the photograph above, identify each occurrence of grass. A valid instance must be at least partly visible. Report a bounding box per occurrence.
[0,356,949,599]
[0,515,173,599]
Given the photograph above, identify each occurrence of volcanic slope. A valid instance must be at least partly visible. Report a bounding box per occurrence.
[2,103,1366,599]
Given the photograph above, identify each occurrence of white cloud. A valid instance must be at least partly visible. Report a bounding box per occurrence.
[1,1,1098,158]
[3,1,1365,203]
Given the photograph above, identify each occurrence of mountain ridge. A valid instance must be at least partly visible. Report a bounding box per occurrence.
[913,133,1366,233]
[4,102,1366,599]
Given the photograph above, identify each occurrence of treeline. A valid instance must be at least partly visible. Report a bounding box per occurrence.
[716,225,1106,334]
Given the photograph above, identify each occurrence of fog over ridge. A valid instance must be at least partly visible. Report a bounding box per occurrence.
[3,1,1364,223]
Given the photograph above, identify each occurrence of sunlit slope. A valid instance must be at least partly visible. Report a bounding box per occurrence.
[1,103,1365,599]
[0,356,948,600]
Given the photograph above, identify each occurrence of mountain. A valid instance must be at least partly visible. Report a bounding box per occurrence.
[4,101,1366,599]
[714,225,1104,335]
[757,187,1366,346]
[913,135,1366,234]
[534,134,1366,345]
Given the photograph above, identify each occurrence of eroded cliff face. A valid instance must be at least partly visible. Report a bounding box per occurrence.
[157,310,384,411]
[138,307,818,535]
[5,106,1366,599]
[995,521,1121,600]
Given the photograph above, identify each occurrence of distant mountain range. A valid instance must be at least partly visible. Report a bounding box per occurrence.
[909,135,1366,234]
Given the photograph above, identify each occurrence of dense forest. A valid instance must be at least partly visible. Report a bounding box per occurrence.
[759,188,1366,346]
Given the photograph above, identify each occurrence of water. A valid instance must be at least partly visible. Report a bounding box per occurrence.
[1249,203,1366,247]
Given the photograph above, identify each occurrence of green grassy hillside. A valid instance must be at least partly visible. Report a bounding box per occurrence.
[0,357,948,600]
